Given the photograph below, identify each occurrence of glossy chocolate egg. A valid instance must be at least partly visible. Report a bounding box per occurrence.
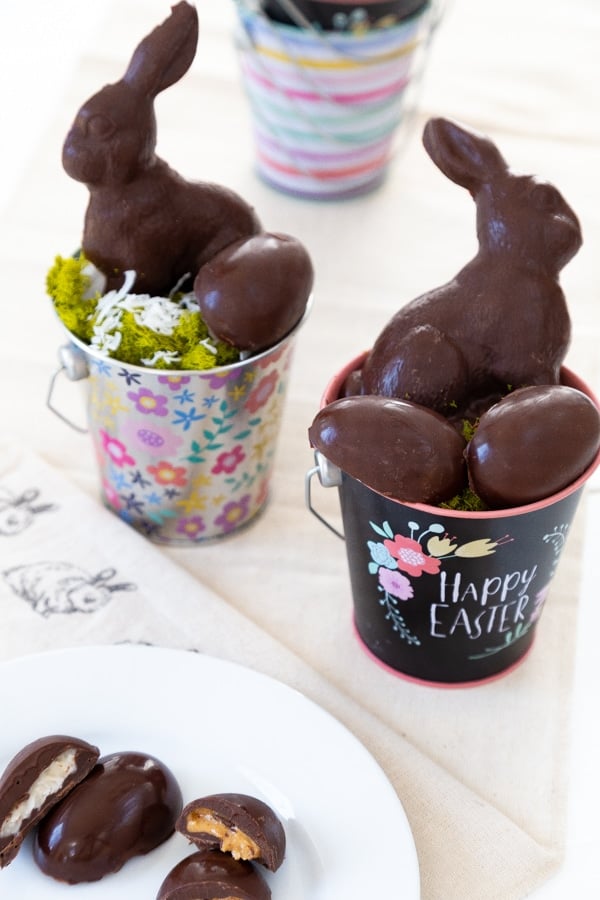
[33,751,182,883]
[157,849,271,900]
[466,384,600,508]
[309,394,466,504]
[177,793,285,872]
[194,232,313,353]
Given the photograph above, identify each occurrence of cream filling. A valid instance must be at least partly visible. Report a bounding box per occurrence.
[0,748,78,838]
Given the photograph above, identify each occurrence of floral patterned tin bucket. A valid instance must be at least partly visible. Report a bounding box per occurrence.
[48,308,309,544]
[306,353,600,685]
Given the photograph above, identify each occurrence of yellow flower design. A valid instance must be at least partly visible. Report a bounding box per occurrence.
[455,539,499,558]
[427,535,458,557]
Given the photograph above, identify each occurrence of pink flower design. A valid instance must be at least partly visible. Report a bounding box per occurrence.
[214,495,251,533]
[158,374,191,391]
[201,370,239,390]
[100,429,135,467]
[176,515,206,539]
[257,345,285,369]
[121,419,184,458]
[102,479,122,509]
[127,387,169,417]
[147,460,188,487]
[378,567,414,600]
[383,535,441,577]
[245,371,278,413]
[211,445,246,475]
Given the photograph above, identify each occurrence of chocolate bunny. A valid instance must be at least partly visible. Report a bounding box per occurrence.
[353,117,582,418]
[62,2,261,296]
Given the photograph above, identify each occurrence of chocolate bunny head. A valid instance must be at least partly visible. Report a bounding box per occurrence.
[63,1,197,187]
[423,117,582,274]
[61,2,261,297]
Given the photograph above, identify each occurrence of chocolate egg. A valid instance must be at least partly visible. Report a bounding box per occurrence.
[194,232,313,353]
[466,384,600,508]
[33,751,182,883]
[176,793,285,872]
[157,849,271,900]
[309,394,466,504]
[0,735,99,868]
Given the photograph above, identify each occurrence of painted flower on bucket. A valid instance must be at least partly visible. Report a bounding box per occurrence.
[211,445,246,475]
[147,460,188,487]
[127,387,169,417]
[368,518,513,647]
[176,515,206,539]
[100,429,135,468]
[214,495,251,532]
[245,371,278,413]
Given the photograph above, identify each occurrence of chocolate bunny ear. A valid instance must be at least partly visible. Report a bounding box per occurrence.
[423,117,508,193]
[123,1,198,99]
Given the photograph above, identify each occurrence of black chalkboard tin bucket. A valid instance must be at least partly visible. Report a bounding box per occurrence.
[306,352,600,686]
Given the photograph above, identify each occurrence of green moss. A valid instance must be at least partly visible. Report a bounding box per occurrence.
[440,487,487,512]
[45,256,241,371]
[46,254,97,342]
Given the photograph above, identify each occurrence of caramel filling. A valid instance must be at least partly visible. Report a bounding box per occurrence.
[186,809,261,860]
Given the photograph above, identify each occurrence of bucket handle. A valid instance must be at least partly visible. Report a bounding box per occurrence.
[305,452,345,540]
[46,344,89,434]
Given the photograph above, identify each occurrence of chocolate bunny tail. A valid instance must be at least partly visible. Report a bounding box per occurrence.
[124,1,198,98]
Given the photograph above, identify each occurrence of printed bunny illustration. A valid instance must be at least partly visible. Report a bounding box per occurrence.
[3,562,136,617]
[62,1,261,296]
[352,117,582,418]
[0,488,56,536]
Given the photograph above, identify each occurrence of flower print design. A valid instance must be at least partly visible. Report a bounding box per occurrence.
[147,461,188,488]
[158,374,191,392]
[384,535,442,577]
[102,479,122,510]
[427,535,458,557]
[211,445,246,475]
[214,495,251,533]
[257,345,286,369]
[176,515,206,539]
[121,418,184,459]
[378,567,413,601]
[245,371,278,414]
[368,540,398,571]
[368,519,513,648]
[201,370,240,391]
[127,387,169,417]
[455,537,512,558]
[100,430,135,468]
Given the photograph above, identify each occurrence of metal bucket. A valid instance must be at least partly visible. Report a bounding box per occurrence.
[306,354,600,685]
[48,306,310,544]
[234,0,443,199]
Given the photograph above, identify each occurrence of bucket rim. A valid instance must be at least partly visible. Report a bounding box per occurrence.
[319,350,600,520]
[54,294,313,378]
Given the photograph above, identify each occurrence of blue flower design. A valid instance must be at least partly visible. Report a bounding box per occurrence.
[172,407,206,431]
[368,540,398,570]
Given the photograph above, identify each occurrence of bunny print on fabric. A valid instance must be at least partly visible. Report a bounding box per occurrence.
[0,488,56,537]
[3,562,136,617]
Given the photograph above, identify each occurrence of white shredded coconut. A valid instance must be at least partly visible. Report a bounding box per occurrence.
[200,338,218,356]
[141,350,181,367]
[88,273,199,358]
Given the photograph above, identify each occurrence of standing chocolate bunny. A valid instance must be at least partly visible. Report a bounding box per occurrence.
[352,117,582,419]
[62,2,261,296]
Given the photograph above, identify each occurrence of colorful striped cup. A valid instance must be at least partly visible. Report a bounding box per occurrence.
[235,1,441,199]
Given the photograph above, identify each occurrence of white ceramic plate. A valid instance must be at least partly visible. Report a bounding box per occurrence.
[0,645,420,898]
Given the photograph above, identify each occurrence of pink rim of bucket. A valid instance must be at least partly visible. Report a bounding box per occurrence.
[351,617,535,688]
[321,350,600,519]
